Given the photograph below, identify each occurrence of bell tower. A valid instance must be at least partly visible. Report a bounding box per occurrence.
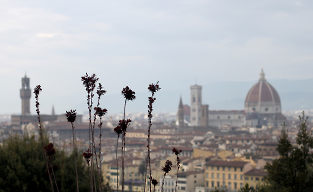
[20,74,31,115]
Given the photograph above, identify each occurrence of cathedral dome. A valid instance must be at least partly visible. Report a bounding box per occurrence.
[244,70,281,114]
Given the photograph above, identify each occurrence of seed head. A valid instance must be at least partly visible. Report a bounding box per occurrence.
[94,107,107,117]
[162,160,173,174]
[66,109,77,123]
[122,86,136,101]
[148,82,161,94]
[44,143,56,158]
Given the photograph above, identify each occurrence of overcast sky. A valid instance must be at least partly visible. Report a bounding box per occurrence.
[0,0,313,114]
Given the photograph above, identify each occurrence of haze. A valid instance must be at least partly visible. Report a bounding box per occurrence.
[0,0,313,114]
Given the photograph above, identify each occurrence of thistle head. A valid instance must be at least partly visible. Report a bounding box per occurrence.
[151,177,158,187]
[148,82,161,94]
[81,73,98,93]
[96,83,106,97]
[122,86,136,101]
[83,149,93,165]
[66,109,77,123]
[172,147,182,156]
[34,85,42,97]
[44,143,56,158]
[94,107,107,117]
[162,160,173,174]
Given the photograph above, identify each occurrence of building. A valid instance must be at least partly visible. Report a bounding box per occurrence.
[204,160,255,192]
[11,75,82,127]
[190,85,208,127]
[177,170,204,192]
[178,69,286,129]
[244,69,286,127]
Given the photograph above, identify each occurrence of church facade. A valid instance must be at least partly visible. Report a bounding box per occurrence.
[177,70,286,128]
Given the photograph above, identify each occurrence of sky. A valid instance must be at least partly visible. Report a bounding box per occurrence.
[0,0,313,115]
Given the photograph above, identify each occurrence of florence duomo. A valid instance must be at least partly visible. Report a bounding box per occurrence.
[177,69,286,129]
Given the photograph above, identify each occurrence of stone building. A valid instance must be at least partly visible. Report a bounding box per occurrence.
[190,84,208,127]
[178,69,286,128]
[11,75,82,127]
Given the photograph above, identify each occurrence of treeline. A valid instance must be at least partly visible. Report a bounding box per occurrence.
[0,135,111,192]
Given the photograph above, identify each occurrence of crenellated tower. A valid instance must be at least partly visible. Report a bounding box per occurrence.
[20,74,31,115]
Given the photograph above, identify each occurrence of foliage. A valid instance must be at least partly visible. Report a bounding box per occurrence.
[265,112,313,192]
[0,135,110,192]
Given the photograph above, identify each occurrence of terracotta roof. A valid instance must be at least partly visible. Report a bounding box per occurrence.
[244,168,267,176]
[245,71,281,105]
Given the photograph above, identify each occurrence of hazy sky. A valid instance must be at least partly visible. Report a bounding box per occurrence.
[1,0,313,114]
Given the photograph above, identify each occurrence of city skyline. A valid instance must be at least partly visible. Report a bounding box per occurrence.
[1,0,313,114]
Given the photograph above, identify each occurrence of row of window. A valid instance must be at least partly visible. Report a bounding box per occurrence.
[208,166,243,172]
[206,181,243,189]
[207,173,243,180]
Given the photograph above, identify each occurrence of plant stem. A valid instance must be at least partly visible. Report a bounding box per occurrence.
[71,122,79,192]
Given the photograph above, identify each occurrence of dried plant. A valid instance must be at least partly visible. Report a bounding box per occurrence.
[66,109,79,192]
[146,82,160,192]
[34,85,59,192]
[120,86,136,192]
[151,177,158,192]
[161,160,173,192]
[114,124,122,191]
[172,147,182,192]
[81,73,99,192]
[94,106,107,191]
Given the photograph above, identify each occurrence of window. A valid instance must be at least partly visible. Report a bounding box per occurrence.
[217,181,220,187]
[234,168,237,172]
[228,174,231,179]
[223,173,225,179]
[228,116,231,119]
[211,181,214,188]
[240,175,243,180]
[211,173,214,179]
[192,97,195,103]
[234,174,237,180]
[217,166,220,171]
[234,182,237,189]
[228,182,231,189]
[223,167,225,171]
[256,177,259,181]
[217,173,220,179]
[265,107,268,112]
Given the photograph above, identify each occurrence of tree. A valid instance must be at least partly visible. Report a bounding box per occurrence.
[265,112,313,192]
[0,135,111,192]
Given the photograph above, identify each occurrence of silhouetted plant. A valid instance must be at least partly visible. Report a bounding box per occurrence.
[114,123,122,191]
[34,85,59,192]
[161,160,173,192]
[81,73,99,192]
[94,106,107,192]
[120,86,136,192]
[145,82,161,192]
[151,177,158,192]
[172,147,182,192]
[66,109,79,192]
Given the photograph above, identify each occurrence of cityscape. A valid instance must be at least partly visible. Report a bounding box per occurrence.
[1,69,312,192]
[1,1,313,192]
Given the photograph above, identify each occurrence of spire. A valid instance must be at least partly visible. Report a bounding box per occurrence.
[51,105,55,116]
[259,68,265,81]
[179,96,183,107]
